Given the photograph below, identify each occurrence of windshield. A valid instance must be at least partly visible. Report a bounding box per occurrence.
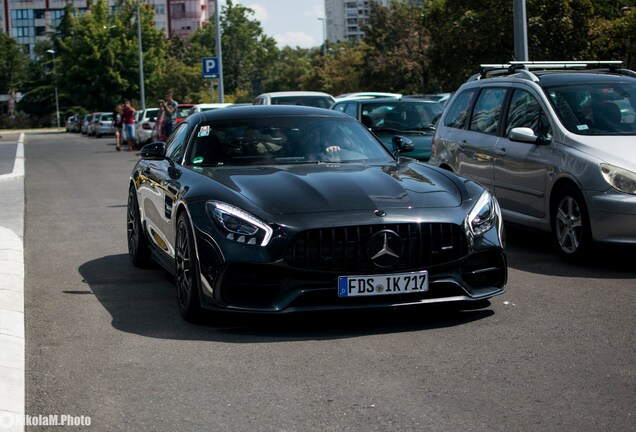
[545,82,636,135]
[362,102,443,132]
[186,116,394,166]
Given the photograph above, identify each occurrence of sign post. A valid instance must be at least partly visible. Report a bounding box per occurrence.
[202,57,219,103]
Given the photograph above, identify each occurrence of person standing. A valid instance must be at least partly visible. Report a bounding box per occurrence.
[122,100,136,151]
[163,92,178,138]
[112,104,123,151]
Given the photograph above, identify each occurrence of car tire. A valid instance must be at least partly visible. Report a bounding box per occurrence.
[127,186,152,267]
[175,213,203,322]
[551,185,592,261]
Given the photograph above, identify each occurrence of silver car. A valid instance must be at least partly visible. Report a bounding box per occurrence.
[134,108,159,148]
[94,112,114,138]
[429,61,636,260]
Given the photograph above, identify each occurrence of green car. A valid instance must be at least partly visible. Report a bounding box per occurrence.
[331,97,444,161]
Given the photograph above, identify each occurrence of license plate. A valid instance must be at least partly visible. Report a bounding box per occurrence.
[338,271,428,297]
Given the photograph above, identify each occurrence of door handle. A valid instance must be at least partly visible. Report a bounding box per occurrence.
[496,148,507,156]
[459,140,468,148]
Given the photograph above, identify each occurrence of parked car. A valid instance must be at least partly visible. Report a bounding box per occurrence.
[127,105,507,322]
[403,93,454,106]
[94,112,114,138]
[65,116,75,132]
[81,114,94,135]
[254,91,335,108]
[335,92,402,101]
[191,103,233,113]
[429,60,636,260]
[86,112,103,136]
[134,108,159,148]
[331,97,444,161]
[72,114,85,133]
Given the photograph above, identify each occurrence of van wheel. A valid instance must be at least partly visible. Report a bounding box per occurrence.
[551,185,592,261]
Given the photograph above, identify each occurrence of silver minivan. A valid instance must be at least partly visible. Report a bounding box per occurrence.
[429,61,636,260]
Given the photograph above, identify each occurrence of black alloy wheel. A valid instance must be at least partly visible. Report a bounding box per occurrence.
[127,186,151,267]
[175,213,202,322]
[551,185,592,261]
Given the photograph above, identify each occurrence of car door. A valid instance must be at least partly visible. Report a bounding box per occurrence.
[439,87,506,191]
[494,88,554,220]
[138,123,190,260]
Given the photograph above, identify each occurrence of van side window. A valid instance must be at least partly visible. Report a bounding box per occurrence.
[443,89,477,129]
[506,89,553,141]
[469,88,507,135]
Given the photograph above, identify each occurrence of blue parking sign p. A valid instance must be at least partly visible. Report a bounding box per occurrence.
[202,57,219,78]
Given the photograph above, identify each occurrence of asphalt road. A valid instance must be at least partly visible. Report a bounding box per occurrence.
[24,132,636,431]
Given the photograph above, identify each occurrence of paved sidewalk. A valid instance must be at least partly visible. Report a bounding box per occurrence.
[0,132,25,432]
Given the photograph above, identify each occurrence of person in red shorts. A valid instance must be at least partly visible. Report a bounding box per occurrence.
[122,100,136,152]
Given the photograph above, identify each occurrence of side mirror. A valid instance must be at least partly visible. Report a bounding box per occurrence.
[140,142,167,159]
[508,127,539,143]
[392,135,415,154]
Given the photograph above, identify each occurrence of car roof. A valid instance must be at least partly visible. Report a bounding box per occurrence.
[189,105,350,123]
[335,92,402,100]
[334,97,442,105]
[534,71,636,86]
[257,91,334,98]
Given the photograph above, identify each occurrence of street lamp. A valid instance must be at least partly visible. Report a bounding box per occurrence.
[46,49,61,128]
[318,17,326,56]
[137,0,146,110]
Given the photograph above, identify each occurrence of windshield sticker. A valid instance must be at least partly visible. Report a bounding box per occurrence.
[192,156,204,164]
[198,126,211,137]
[577,124,589,131]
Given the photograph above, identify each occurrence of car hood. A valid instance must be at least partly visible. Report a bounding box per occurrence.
[563,135,636,172]
[198,162,462,215]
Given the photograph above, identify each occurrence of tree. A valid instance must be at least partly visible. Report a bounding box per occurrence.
[0,31,29,117]
[54,0,166,111]
[218,0,278,99]
[362,0,432,93]
[422,0,514,92]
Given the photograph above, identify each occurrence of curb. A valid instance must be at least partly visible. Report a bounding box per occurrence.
[0,133,24,183]
[0,132,25,432]
[0,228,24,432]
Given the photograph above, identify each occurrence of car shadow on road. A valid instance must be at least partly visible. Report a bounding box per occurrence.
[78,254,495,342]
[504,224,636,278]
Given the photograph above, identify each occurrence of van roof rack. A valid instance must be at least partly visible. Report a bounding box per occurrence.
[471,60,626,81]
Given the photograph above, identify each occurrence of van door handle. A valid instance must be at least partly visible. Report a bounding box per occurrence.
[496,148,507,156]
[459,140,468,148]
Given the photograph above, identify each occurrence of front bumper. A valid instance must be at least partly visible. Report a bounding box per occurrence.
[586,189,636,245]
[194,227,507,313]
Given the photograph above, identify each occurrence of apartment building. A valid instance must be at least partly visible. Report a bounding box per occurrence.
[0,0,216,56]
[324,0,424,44]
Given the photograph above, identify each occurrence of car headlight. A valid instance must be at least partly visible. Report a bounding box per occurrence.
[600,163,636,195]
[206,201,273,246]
[465,191,500,237]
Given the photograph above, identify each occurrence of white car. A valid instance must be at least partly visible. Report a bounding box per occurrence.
[334,92,402,101]
[254,91,335,109]
[191,103,233,113]
[135,108,159,148]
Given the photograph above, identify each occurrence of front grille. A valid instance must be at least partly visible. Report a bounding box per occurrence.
[284,223,467,273]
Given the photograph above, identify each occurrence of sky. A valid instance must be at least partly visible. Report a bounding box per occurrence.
[219,0,326,49]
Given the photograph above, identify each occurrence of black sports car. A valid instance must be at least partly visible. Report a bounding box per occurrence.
[127,106,507,321]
